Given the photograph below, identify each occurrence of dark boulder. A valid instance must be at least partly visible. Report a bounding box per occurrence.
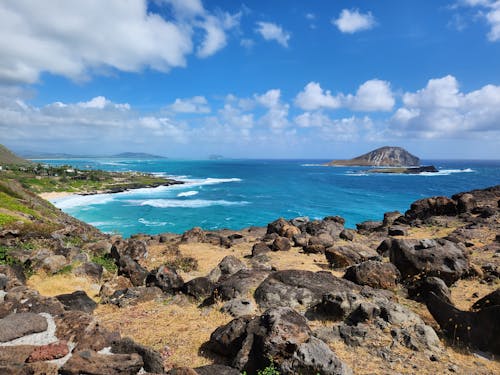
[472,288,500,311]
[254,270,360,309]
[325,244,379,268]
[304,218,344,238]
[388,226,408,236]
[452,193,477,213]
[111,239,147,261]
[146,265,184,293]
[211,269,269,302]
[407,277,451,304]
[356,221,382,234]
[388,238,469,286]
[56,290,97,314]
[60,350,143,375]
[382,211,402,227]
[208,307,351,375]
[251,242,271,257]
[304,233,335,254]
[405,196,458,221]
[426,292,500,354]
[181,277,215,300]
[181,227,206,243]
[267,218,301,239]
[111,337,164,374]
[339,229,355,241]
[108,286,164,308]
[208,255,247,283]
[271,236,291,251]
[73,261,103,281]
[117,255,148,287]
[343,261,400,290]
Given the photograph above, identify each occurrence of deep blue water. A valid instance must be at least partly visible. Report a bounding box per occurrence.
[37,158,500,237]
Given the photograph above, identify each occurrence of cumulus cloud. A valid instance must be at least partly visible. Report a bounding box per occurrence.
[333,9,376,33]
[345,80,395,111]
[458,0,500,41]
[0,0,240,84]
[255,22,291,47]
[255,89,290,130]
[294,80,394,112]
[391,75,500,138]
[168,96,210,113]
[295,82,340,111]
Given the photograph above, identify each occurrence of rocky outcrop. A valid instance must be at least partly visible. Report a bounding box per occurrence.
[325,146,420,167]
[343,261,400,290]
[325,244,379,268]
[208,307,352,375]
[388,238,469,286]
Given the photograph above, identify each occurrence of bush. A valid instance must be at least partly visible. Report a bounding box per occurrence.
[91,254,118,273]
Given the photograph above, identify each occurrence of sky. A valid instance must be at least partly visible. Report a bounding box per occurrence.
[0,0,500,159]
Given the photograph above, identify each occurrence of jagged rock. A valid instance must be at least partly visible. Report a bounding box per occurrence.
[388,226,408,236]
[181,227,206,243]
[325,244,379,268]
[388,238,469,286]
[194,364,241,374]
[60,350,143,375]
[453,193,477,213]
[376,238,392,257]
[0,345,35,372]
[73,261,103,280]
[56,310,120,351]
[40,255,67,274]
[271,236,291,251]
[0,313,48,342]
[56,290,97,313]
[383,211,402,227]
[304,218,344,238]
[356,221,382,234]
[221,298,256,317]
[210,269,269,302]
[99,276,133,302]
[108,286,164,308]
[27,341,69,362]
[251,242,271,257]
[207,255,247,283]
[339,229,355,241]
[111,239,147,261]
[181,277,214,300]
[112,337,164,373]
[405,196,458,221]
[304,233,334,254]
[254,270,360,309]
[426,292,500,354]
[407,277,451,304]
[208,307,351,374]
[83,239,113,256]
[0,265,26,289]
[147,265,184,293]
[117,255,148,286]
[472,289,500,311]
[343,261,400,290]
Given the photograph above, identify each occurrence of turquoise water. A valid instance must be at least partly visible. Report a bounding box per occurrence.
[38,159,500,237]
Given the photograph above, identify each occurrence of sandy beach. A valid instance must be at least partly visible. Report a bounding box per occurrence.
[38,191,76,200]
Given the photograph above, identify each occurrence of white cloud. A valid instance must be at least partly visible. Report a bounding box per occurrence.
[392,75,500,138]
[295,80,394,112]
[295,82,340,111]
[0,0,240,84]
[168,96,210,113]
[346,79,395,111]
[255,89,289,130]
[255,22,291,47]
[240,38,255,49]
[458,0,500,41]
[333,9,376,33]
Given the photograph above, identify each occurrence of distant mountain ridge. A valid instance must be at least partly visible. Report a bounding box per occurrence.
[325,146,420,167]
[18,151,167,159]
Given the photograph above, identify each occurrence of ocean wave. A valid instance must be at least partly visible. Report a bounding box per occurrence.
[52,194,114,209]
[127,199,249,208]
[138,218,172,226]
[177,190,199,197]
[301,163,324,167]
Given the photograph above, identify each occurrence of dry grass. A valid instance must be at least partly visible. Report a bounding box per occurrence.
[405,225,458,240]
[95,299,233,370]
[27,273,101,300]
[449,278,500,311]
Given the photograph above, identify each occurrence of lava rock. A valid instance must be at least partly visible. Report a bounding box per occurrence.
[343,261,400,290]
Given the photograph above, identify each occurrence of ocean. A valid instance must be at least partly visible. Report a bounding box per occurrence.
[38,159,500,238]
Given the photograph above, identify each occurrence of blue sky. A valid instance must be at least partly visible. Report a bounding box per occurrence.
[0,0,499,159]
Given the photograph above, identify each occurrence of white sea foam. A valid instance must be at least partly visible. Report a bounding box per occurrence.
[301,163,325,167]
[138,218,172,226]
[127,199,249,208]
[52,194,114,209]
[177,190,199,197]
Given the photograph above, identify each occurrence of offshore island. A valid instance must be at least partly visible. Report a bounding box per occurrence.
[0,144,499,374]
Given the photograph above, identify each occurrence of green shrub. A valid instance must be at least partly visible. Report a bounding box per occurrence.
[91,254,118,273]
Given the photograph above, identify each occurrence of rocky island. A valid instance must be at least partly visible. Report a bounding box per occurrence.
[325,146,439,175]
[0,146,499,374]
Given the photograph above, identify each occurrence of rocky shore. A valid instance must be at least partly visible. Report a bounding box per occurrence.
[0,182,499,374]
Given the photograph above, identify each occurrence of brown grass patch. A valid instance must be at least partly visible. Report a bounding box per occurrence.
[449,278,500,311]
[405,225,458,240]
[27,273,101,300]
[95,299,232,370]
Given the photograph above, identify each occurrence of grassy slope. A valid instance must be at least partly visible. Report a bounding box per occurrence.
[0,144,32,165]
